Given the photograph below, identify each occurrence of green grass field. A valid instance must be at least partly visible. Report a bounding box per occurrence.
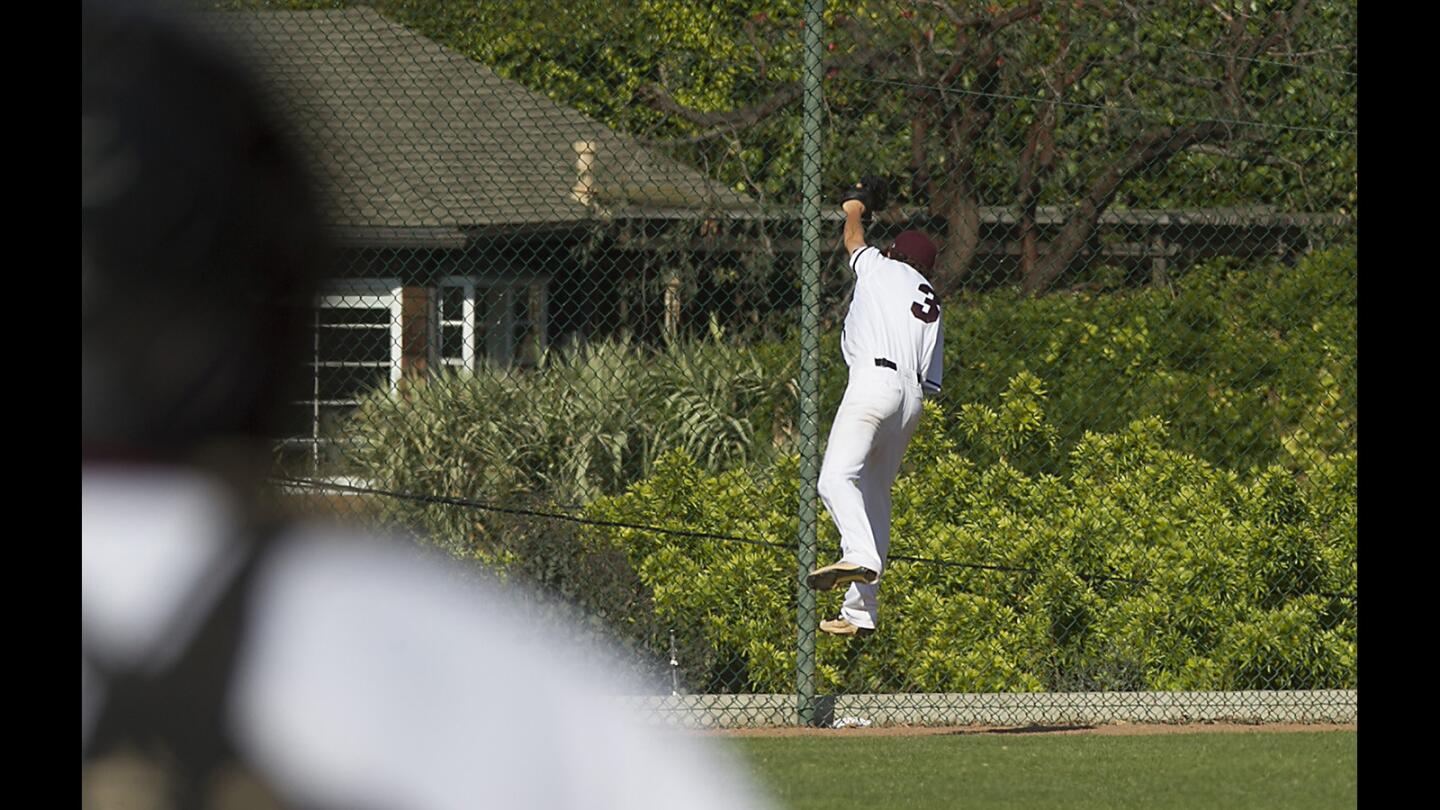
[728,730,1356,810]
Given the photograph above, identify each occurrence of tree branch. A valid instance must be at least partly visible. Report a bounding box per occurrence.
[1025,119,1238,293]
[636,45,902,130]
[987,0,1045,32]
[921,0,1040,31]
[1160,72,1224,90]
[742,19,768,82]
[1217,0,1310,110]
[636,124,740,148]
[637,84,805,130]
[938,0,1041,85]
[1243,0,1310,63]
[1185,142,1286,166]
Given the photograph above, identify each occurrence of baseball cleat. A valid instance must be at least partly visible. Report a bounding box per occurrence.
[819,617,874,637]
[805,561,878,591]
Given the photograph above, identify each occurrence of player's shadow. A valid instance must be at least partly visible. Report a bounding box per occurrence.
[810,695,837,728]
[807,636,872,728]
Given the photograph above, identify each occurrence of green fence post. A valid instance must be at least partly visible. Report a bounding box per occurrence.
[796,0,826,728]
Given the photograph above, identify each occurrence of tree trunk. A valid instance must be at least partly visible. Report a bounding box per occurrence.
[927,46,1003,294]
[1016,114,1055,286]
[908,110,932,208]
[1024,121,1232,294]
[931,179,980,295]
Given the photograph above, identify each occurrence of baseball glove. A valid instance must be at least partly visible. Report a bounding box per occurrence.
[840,175,890,215]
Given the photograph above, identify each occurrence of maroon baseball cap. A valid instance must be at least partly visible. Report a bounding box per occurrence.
[888,230,937,271]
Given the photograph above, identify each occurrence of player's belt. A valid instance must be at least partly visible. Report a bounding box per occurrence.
[874,357,922,385]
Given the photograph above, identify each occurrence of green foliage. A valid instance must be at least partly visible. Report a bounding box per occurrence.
[339,333,796,670]
[337,245,1353,693]
[223,0,1354,221]
[586,379,1356,694]
[344,333,797,558]
[584,452,803,692]
[806,245,1355,478]
[934,244,1357,474]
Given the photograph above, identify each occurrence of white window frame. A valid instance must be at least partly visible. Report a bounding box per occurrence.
[285,279,404,475]
[435,277,479,371]
[315,279,405,389]
[433,276,548,369]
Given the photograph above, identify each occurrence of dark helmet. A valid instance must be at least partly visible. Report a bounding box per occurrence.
[82,1,329,455]
[883,230,937,272]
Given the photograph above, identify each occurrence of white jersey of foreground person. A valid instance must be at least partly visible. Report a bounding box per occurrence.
[82,466,775,810]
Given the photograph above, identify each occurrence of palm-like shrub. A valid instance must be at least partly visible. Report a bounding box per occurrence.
[343,333,797,558]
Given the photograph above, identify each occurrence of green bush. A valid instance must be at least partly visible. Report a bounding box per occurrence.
[935,245,1357,475]
[343,332,796,559]
[584,375,1357,694]
[337,334,796,654]
[334,246,1355,693]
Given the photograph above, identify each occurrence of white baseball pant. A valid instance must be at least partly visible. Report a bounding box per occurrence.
[817,363,925,630]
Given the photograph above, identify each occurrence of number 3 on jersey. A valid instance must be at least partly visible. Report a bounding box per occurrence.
[910,284,940,323]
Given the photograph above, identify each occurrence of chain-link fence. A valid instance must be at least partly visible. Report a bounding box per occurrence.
[205,0,1355,728]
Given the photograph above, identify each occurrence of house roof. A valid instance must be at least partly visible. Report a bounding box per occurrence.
[196,8,752,241]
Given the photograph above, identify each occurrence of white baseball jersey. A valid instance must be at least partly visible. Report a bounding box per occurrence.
[840,246,944,394]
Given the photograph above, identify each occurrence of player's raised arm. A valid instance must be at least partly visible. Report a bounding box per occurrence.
[839,176,889,264]
[842,198,867,257]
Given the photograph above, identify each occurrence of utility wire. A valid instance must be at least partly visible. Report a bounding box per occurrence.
[274,475,789,551]
[276,476,1172,589]
[275,475,1357,602]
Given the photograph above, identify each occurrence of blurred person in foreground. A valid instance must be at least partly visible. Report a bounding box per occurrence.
[80,3,773,808]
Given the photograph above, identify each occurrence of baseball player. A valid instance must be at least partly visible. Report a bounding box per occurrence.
[805,184,943,637]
